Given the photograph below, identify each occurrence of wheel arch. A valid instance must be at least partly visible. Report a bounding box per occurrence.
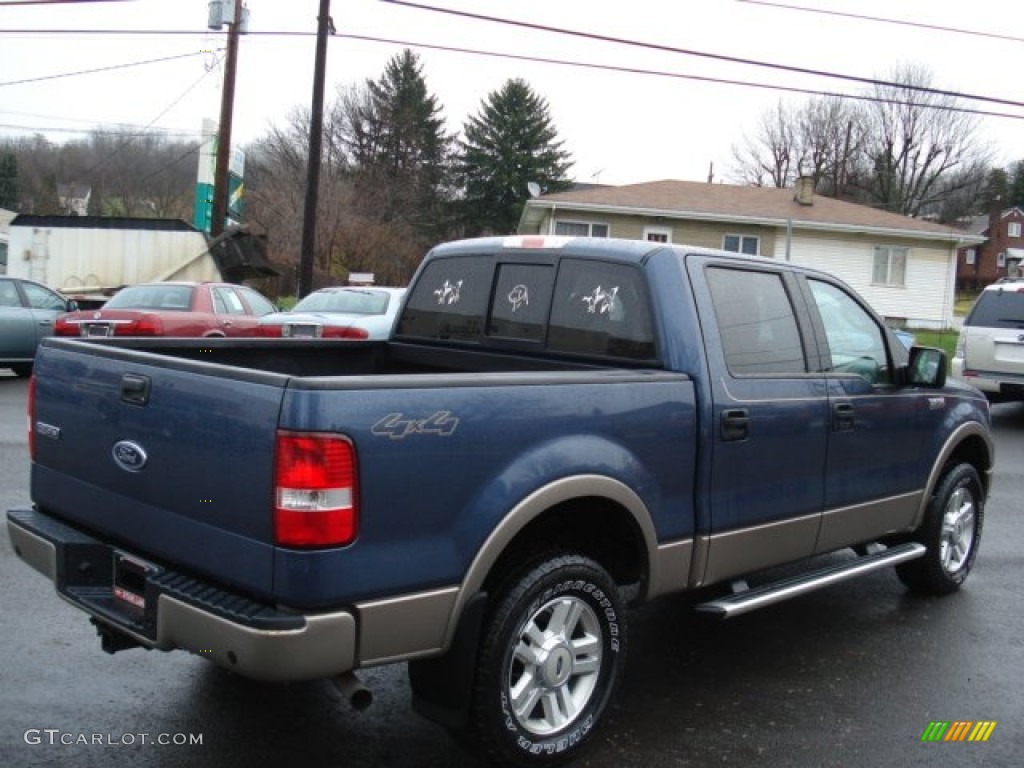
[913,421,994,529]
[412,476,653,732]
[446,475,656,649]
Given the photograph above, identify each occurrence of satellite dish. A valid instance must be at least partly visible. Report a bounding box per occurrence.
[527,182,541,198]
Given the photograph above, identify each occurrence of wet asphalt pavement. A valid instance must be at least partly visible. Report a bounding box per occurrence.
[1,372,1021,767]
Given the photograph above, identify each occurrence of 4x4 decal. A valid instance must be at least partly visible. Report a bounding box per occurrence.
[371,411,460,440]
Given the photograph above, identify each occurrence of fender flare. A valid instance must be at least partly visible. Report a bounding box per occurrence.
[912,420,994,529]
[442,474,659,650]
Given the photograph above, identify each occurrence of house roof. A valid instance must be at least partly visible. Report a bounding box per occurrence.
[962,207,1024,237]
[521,179,984,245]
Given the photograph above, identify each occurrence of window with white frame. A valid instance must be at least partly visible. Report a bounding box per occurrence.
[554,220,609,238]
[723,234,759,255]
[965,248,976,265]
[872,246,907,287]
[643,226,672,243]
[1009,222,1022,238]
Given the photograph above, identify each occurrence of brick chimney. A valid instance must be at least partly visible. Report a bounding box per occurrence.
[794,176,815,206]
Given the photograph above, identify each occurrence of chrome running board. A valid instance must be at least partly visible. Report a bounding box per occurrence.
[696,542,926,619]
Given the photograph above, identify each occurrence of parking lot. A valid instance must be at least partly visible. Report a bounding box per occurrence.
[0,371,1021,767]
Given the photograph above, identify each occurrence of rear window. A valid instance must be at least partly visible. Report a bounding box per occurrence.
[967,288,1024,329]
[397,253,657,361]
[295,289,393,315]
[104,284,193,311]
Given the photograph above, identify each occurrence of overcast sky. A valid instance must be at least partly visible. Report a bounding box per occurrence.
[1,0,1021,186]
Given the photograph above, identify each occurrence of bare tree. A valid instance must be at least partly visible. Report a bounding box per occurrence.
[731,97,865,195]
[730,100,796,188]
[855,63,992,216]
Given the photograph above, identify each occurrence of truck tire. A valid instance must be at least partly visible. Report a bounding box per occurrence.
[468,553,626,768]
[896,462,984,595]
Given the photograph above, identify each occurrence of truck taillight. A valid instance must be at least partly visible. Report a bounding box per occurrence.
[273,431,358,548]
[27,376,36,459]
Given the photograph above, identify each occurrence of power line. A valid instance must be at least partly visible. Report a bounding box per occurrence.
[2,18,1021,112]
[0,0,134,6]
[80,53,222,178]
[329,32,1024,122]
[378,0,1024,110]
[0,122,200,137]
[0,50,214,88]
[734,0,1024,44]
[0,31,1020,145]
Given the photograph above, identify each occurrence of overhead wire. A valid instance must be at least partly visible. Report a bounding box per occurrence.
[78,52,223,179]
[734,0,1024,45]
[1,31,1022,133]
[377,0,1024,110]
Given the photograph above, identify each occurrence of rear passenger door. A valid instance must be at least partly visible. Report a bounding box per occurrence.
[694,261,829,583]
[211,285,260,336]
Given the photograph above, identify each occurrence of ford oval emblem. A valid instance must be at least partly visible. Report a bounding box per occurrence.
[112,440,148,472]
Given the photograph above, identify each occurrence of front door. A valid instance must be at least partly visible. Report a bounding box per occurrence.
[805,278,924,552]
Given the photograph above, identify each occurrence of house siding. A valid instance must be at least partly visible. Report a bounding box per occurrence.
[543,212,778,256]
[781,232,955,329]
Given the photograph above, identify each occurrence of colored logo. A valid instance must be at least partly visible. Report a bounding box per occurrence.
[921,721,996,742]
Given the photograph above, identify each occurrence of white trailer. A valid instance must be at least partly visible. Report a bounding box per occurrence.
[6,216,222,304]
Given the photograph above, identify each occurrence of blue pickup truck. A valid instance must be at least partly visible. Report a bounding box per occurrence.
[8,236,993,767]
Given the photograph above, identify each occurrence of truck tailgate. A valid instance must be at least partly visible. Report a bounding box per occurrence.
[30,340,285,598]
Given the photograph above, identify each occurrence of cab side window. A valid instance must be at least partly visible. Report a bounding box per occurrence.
[809,279,890,385]
[706,267,807,375]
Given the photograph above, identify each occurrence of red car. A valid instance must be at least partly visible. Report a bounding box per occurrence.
[54,281,277,338]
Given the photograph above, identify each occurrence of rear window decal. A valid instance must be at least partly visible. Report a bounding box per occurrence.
[582,285,619,315]
[508,284,529,312]
[434,279,463,306]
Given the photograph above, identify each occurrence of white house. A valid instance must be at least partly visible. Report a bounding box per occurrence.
[518,179,983,330]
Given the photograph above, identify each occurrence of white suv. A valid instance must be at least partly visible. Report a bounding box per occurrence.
[952,278,1024,401]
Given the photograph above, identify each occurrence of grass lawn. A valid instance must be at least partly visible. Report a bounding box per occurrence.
[912,329,960,361]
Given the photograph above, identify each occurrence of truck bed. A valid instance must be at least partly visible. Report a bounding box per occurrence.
[28,336,694,609]
[51,336,652,379]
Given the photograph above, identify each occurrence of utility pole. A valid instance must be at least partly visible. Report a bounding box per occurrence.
[211,0,244,238]
[297,0,332,299]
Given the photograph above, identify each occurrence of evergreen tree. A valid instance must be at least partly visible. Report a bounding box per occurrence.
[984,167,1009,210]
[0,153,18,210]
[458,79,574,235]
[1008,160,1024,209]
[343,49,453,245]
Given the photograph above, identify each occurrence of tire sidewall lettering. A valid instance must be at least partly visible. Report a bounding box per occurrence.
[502,571,621,757]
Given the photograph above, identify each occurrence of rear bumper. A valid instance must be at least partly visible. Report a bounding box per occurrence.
[6,508,357,682]
[952,361,1024,399]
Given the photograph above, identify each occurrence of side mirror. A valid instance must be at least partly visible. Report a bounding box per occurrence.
[906,346,947,388]
[66,299,79,312]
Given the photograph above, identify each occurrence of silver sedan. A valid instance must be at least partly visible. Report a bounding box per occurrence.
[258,286,407,340]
